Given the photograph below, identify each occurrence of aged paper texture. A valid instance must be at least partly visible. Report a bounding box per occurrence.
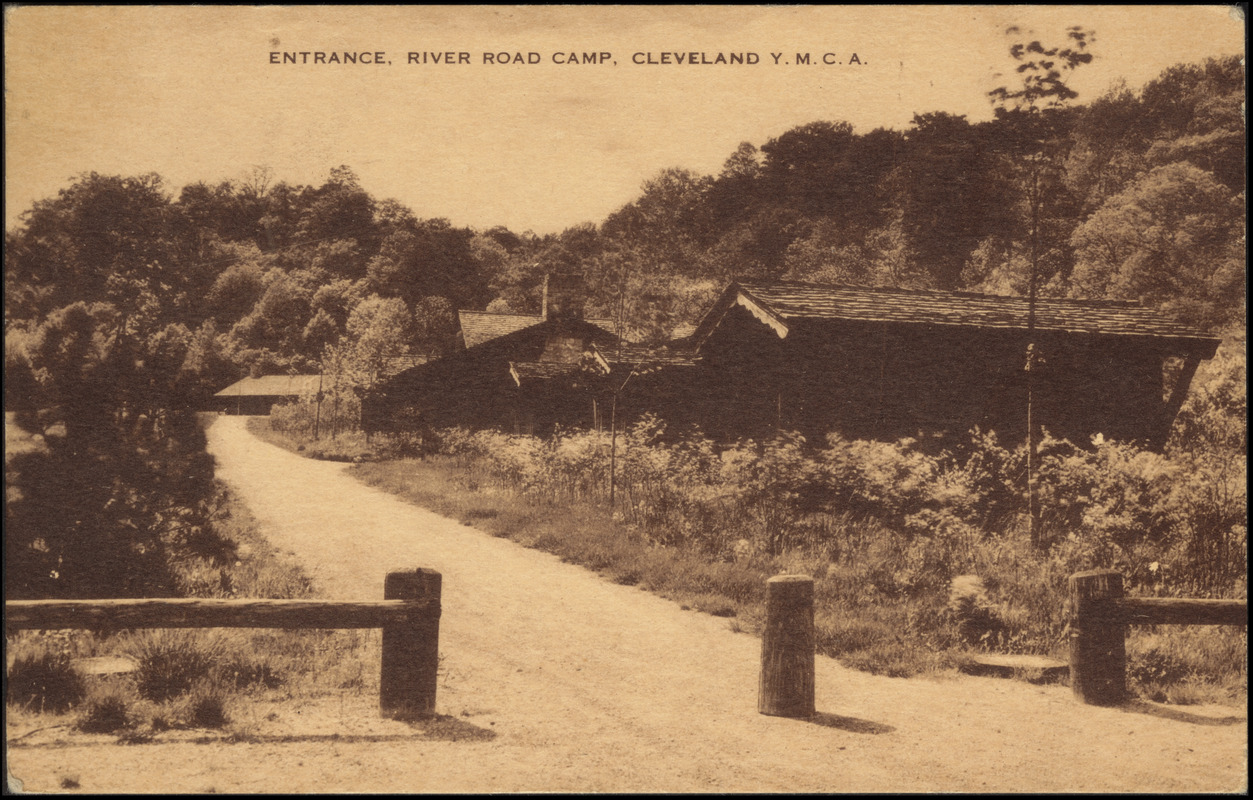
[5,5,1246,793]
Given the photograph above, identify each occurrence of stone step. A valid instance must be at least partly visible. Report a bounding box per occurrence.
[958,653,1068,681]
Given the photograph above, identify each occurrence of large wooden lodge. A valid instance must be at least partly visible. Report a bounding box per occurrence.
[364,275,1221,450]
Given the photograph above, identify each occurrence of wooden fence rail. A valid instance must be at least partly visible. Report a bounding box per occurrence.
[5,568,442,720]
[1068,570,1247,706]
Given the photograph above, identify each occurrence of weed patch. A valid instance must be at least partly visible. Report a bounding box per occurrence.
[184,681,231,728]
[6,644,85,714]
[75,685,135,733]
[128,631,226,703]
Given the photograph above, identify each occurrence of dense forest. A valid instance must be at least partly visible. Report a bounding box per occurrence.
[4,47,1245,598]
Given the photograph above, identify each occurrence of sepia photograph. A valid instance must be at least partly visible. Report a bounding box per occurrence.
[4,5,1246,793]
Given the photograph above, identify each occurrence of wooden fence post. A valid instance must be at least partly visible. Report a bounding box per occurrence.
[759,575,815,718]
[380,568,442,719]
[1069,570,1126,706]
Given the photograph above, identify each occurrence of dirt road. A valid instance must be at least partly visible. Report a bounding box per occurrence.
[8,416,1246,792]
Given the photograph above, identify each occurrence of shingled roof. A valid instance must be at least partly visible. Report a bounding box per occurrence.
[459,311,620,349]
[592,343,700,368]
[215,375,322,398]
[460,311,543,348]
[695,281,1220,354]
[381,354,430,377]
[510,343,700,388]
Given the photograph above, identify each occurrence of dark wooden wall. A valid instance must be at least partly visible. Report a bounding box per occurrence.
[368,301,1181,450]
[365,319,618,435]
[696,305,1175,448]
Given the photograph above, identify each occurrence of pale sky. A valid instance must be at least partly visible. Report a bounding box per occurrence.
[4,5,1245,235]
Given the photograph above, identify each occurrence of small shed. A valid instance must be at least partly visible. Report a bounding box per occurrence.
[213,375,322,415]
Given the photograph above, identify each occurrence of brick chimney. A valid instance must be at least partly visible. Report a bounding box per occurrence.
[542,273,586,323]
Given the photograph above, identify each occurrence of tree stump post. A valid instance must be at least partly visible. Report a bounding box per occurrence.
[759,575,815,718]
[380,568,442,719]
[1069,570,1126,706]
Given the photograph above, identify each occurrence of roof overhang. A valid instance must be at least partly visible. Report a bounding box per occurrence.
[736,289,789,339]
[691,283,789,351]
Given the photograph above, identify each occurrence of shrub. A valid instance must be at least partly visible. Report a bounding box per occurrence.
[184,680,231,728]
[946,575,1003,645]
[128,631,227,703]
[1127,646,1193,696]
[75,685,136,733]
[270,390,362,440]
[6,644,85,713]
[718,432,821,555]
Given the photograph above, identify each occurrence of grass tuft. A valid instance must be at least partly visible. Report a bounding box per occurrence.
[75,685,135,733]
[128,631,227,703]
[6,644,85,714]
[184,681,231,728]
[220,654,285,691]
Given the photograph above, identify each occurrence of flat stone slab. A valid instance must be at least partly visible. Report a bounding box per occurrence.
[71,656,139,676]
[959,653,1068,680]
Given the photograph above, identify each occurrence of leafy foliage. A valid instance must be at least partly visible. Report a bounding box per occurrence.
[425,407,1245,659]
[1070,163,1244,329]
[987,26,1095,112]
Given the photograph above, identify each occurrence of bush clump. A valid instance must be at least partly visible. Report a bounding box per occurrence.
[184,681,231,728]
[75,685,136,733]
[128,631,227,703]
[6,645,85,714]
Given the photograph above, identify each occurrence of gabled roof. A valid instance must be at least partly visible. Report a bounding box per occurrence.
[215,375,322,398]
[693,281,1221,355]
[459,311,544,348]
[458,310,620,349]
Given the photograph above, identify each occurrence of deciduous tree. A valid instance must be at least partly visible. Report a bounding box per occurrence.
[1070,163,1244,330]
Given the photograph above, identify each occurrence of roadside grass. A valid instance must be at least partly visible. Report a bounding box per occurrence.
[246,416,377,462]
[6,643,85,714]
[5,474,379,740]
[1126,626,1248,705]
